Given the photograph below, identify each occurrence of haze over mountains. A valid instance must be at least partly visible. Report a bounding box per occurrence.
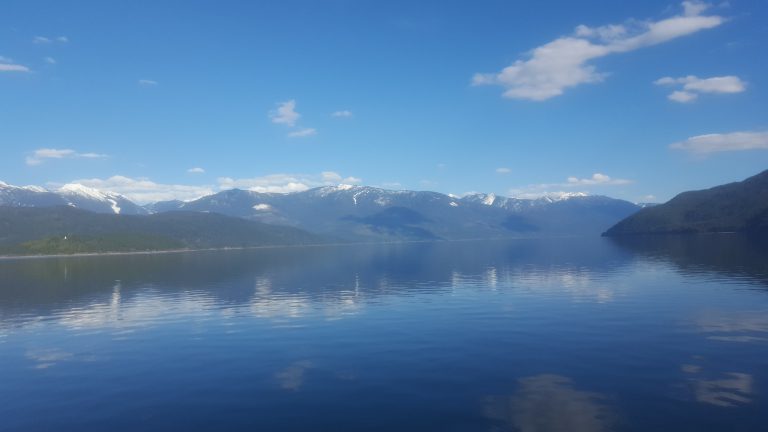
[1,180,641,243]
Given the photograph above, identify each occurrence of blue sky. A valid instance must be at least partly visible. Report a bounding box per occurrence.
[1,0,767,203]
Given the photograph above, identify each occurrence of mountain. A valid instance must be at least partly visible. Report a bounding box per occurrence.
[0,181,68,207]
[57,184,148,215]
[153,185,640,240]
[604,169,768,236]
[0,206,322,255]
[2,180,642,240]
[0,181,147,215]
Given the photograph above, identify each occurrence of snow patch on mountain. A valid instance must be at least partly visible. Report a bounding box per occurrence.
[59,183,114,200]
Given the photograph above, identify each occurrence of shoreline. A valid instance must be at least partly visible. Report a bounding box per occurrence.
[0,235,594,261]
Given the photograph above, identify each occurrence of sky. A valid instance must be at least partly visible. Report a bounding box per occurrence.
[1,0,767,204]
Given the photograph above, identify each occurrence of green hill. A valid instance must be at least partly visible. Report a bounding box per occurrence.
[0,206,323,255]
[604,169,768,236]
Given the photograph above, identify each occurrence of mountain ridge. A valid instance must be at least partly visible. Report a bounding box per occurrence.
[604,169,768,236]
[2,180,643,241]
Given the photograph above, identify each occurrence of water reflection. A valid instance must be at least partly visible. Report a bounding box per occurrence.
[1,238,768,431]
[484,374,613,432]
[610,234,768,286]
[695,311,768,343]
[0,239,634,330]
[25,348,75,369]
[275,360,314,391]
[681,358,755,407]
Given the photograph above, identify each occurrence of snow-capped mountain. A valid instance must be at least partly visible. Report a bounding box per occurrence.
[151,184,640,240]
[0,181,69,208]
[2,180,641,239]
[0,181,147,215]
[57,183,148,215]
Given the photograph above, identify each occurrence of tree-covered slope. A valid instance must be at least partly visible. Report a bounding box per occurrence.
[604,170,768,236]
[0,206,323,255]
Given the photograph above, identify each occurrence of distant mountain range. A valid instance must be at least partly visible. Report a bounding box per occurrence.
[1,180,643,250]
[147,186,641,240]
[604,169,768,236]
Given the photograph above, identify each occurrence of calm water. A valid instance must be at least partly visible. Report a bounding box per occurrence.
[1,236,768,431]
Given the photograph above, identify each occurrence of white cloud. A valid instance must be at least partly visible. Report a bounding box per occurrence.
[321,171,343,182]
[496,167,512,174]
[655,75,746,102]
[0,56,30,72]
[187,167,205,174]
[57,36,69,43]
[287,127,317,138]
[269,100,301,127]
[508,173,632,198]
[566,173,631,185]
[26,148,108,166]
[670,131,768,154]
[473,1,723,101]
[217,171,362,194]
[138,79,158,86]
[508,190,590,200]
[331,110,353,118]
[64,175,215,204]
[44,56,56,64]
[668,90,698,102]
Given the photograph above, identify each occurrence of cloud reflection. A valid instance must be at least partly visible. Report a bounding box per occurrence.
[696,311,768,343]
[25,348,75,369]
[275,360,313,391]
[484,374,613,432]
[681,358,755,407]
[693,373,753,407]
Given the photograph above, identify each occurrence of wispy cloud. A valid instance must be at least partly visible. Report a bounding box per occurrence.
[331,110,353,118]
[473,1,723,101]
[496,167,511,174]
[0,56,30,72]
[287,127,317,138]
[33,36,68,44]
[567,173,631,185]
[44,56,56,64]
[26,148,108,166]
[138,79,158,86]
[670,131,768,154]
[508,173,632,198]
[218,171,361,194]
[187,167,205,174]
[655,75,746,102]
[321,171,361,184]
[269,100,301,127]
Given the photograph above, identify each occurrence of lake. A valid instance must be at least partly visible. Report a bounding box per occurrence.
[1,236,767,431]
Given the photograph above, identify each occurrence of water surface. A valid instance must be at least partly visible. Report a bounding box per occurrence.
[1,236,767,431]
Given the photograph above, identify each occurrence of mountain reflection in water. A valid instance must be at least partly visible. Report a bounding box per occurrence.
[1,237,767,431]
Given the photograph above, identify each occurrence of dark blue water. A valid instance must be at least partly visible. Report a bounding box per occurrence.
[1,236,767,431]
